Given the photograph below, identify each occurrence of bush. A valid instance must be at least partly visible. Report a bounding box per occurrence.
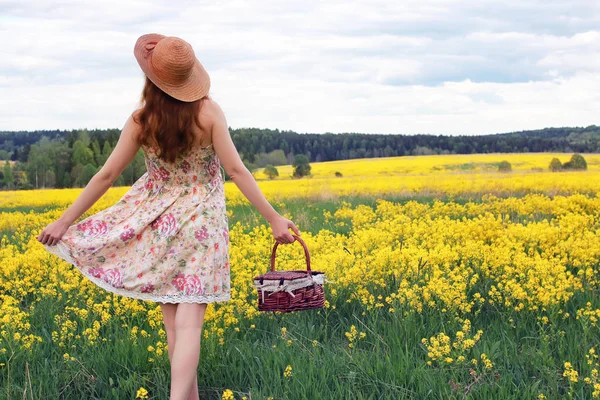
[263,164,279,180]
[549,154,587,172]
[335,171,343,177]
[292,155,311,178]
[563,153,587,171]
[549,158,563,172]
[498,161,512,173]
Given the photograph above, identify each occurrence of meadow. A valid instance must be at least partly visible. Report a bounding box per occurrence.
[2,152,600,399]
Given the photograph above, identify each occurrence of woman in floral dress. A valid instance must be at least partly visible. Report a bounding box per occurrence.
[36,33,301,400]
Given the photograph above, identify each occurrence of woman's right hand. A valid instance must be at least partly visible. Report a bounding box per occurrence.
[269,215,301,244]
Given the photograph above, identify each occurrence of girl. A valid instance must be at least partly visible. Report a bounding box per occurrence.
[38,33,301,400]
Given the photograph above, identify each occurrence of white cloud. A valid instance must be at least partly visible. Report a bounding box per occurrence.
[0,0,598,134]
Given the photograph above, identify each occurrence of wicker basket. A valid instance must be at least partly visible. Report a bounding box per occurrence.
[254,235,325,312]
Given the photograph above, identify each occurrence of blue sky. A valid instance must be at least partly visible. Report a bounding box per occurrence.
[0,0,599,135]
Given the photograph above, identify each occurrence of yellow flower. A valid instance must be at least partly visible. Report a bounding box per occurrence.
[136,387,149,399]
[483,359,493,370]
[563,361,579,383]
[221,389,234,400]
[284,365,293,378]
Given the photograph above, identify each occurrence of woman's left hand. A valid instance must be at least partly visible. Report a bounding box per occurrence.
[37,220,70,246]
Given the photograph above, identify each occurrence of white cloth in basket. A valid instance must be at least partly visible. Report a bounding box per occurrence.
[254,273,326,303]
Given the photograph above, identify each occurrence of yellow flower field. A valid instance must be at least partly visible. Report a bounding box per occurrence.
[254,152,600,179]
[1,153,599,211]
[2,152,600,398]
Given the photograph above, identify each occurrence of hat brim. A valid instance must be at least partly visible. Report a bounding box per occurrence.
[134,33,211,102]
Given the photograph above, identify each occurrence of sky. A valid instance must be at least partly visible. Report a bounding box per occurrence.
[1,0,599,135]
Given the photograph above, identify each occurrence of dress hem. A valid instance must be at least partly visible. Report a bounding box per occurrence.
[44,240,231,304]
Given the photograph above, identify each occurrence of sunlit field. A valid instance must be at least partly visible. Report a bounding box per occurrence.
[254,152,600,178]
[2,153,600,399]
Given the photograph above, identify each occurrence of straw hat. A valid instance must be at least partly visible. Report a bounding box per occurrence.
[134,33,210,102]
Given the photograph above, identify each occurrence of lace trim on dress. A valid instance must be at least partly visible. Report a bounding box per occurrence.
[44,240,231,304]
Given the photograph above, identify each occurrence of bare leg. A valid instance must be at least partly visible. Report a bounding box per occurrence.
[159,302,201,400]
[169,303,207,400]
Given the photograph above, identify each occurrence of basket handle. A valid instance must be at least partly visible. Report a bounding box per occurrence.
[270,235,311,275]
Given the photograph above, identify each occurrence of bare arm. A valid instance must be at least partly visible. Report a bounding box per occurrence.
[208,99,300,243]
[38,113,142,246]
[58,113,142,226]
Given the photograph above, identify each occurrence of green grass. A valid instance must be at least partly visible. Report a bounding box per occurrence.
[4,281,599,399]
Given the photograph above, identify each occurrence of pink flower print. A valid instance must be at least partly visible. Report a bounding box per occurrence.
[184,275,205,296]
[77,219,108,238]
[181,159,191,174]
[204,156,219,177]
[152,166,170,182]
[222,228,229,244]
[88,267,105,279]
[144,179,154,191]
[102,268,124,288]
[140,283,155,293]
[172,274,187,291]
[120,227,135,242]
[151,213,178,237]
[214,243,219,250]
[224,261,229,270]
[76,220,93,232]
[88,267,123,288]
[194,226,209,241]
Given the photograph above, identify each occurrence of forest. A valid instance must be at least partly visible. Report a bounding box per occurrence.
[0,125,598,190]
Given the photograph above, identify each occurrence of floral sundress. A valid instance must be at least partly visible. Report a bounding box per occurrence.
[43,143,230,304]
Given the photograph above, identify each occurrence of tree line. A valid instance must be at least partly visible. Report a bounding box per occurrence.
[0,125,598,190]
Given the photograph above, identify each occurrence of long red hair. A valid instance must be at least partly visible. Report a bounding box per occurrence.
[134,76,209,163]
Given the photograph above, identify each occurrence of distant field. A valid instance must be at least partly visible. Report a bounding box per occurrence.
[254,152,600,179]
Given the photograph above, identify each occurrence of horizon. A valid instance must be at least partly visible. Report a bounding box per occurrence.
[1,124,598,138]
[1,1,599,135]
